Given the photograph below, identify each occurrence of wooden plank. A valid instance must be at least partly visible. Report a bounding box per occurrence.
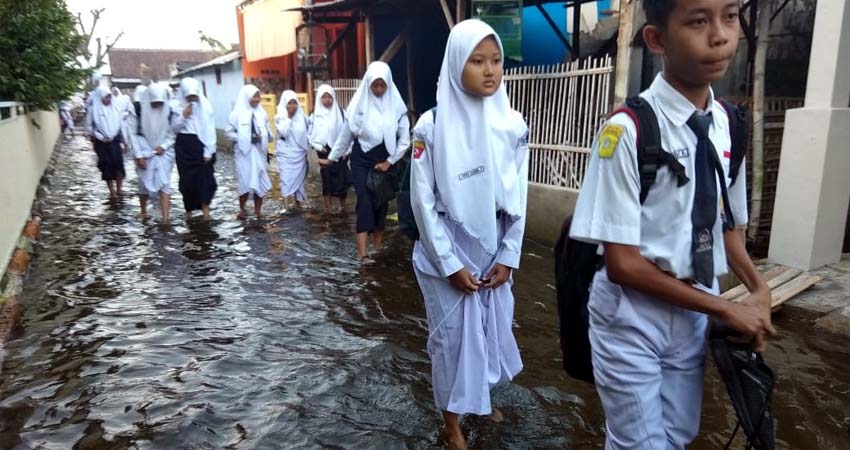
[378,31,407,63]
[721,266,787,300]
[771,274,822,309]
[439,0,455,29]
[730,266,803,302]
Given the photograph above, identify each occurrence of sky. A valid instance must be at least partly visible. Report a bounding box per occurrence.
[66,0,242,51]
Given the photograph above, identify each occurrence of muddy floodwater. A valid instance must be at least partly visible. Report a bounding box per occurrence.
[1,135,848,449]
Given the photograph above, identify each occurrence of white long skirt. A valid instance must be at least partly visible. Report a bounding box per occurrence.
[276,139,307,202]
[412,215,523,416]
[137,151,174,196]
[235,143,271,198]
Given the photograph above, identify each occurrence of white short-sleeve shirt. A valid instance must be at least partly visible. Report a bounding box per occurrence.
[570,74,748,281]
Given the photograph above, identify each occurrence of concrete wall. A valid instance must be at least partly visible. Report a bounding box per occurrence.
[0,107,60,274]
[525,182,579,247]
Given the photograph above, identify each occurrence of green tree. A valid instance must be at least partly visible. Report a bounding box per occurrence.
[0,0,91,110]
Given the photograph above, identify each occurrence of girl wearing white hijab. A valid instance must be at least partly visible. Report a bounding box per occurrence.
[89,85,127,200]
[274,90,310,211]
[309,84,350,212]
[172,77,218,221]
[318,61,410,262]
[227,84,273,220]
[409,20,529,449]
[112,87,135,150]
[129,83,176,224]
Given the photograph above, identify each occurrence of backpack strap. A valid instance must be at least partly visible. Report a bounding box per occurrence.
[717,99,748,187]
[611,96,690,204]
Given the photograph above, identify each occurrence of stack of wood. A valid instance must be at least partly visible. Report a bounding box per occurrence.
[722,265,822,311]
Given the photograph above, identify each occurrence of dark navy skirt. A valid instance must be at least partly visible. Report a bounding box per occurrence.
[350,140,390,234]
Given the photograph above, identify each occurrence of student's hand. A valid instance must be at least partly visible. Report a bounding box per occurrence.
[317,159,333,167]
[183,103,193,118]
[482,264,512,289]
[720,300,776,352]
[448,267,480,294]
[155,146,165,156]
[739,289,775,352]
[135,158,147,170]
[374,161,391,173]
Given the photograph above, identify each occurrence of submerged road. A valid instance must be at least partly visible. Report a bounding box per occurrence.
[0,134,847,449]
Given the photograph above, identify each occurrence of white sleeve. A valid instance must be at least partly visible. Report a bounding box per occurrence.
[410,114,463,277]
[387,114,411,165]
[495,131,529,269]
[328,124,354,162]
[225,112,240,145]
[728,158,749,229]
[171,112,187,134]
[569,113,642,246]
[128,115,154,159]
[203,108,217,159]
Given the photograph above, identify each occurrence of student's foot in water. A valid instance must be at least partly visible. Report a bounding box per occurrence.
[237,209,248,220]
[488,407,505,423]
[184,211,192,222]
[360,256,376,265]
[139,212,148,222]
[440,427,467,450]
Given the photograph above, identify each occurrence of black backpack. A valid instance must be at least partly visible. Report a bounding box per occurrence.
[396,107,437,241]
[555,96,748,384]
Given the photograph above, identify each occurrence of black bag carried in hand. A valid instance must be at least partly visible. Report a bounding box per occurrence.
[709,320,776,450]
[367,168,397,204]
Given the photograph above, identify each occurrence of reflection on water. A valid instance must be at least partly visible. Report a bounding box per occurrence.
[0,135,847,450]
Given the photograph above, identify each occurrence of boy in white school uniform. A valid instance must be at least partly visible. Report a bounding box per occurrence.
[570,0,776,448]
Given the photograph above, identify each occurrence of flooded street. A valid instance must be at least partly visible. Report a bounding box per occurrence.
[0,134,848,450]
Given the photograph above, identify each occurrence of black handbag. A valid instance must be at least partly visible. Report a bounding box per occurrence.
[366,168,397,204]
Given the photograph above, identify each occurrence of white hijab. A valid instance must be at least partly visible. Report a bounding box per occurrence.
[178,77,217,152]
[310,84,344,149]
[140,82,172,148]
[276,90,308,150]
[230,84,271,152]
[346,61,407,155]
[91,85,122,139]
[433,19,528,255]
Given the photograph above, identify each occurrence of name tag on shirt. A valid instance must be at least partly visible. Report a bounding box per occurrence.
[458,166,485,181]
[672,148,690,159]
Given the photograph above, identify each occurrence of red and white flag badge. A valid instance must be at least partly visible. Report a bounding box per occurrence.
[413,140,425,159]
[723,150,731,159]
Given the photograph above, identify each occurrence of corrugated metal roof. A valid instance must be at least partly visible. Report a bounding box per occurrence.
[177,51,242,76]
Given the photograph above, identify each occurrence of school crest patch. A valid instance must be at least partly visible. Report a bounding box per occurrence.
[413,140,426,159]
[598,124,624,159]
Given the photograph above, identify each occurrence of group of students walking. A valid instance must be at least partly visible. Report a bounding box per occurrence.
[83,2,776,448]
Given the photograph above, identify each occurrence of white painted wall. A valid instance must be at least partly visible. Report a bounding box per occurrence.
[0,106,60,275]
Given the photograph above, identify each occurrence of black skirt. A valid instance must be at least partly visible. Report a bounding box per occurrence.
[318,145,351,198]
[350,140,391,234]
[175,133,217,212]
[93,138,125,181]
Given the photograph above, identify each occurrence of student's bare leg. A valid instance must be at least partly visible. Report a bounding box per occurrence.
[254,195,263,219]
[323,195,332,212]
[105,180,117,199]
[372,230,384,252]
[115,174,124,197]
[139,194,148,220]
[356,232,369,259]
[201,204,211,221]
[336,196,346,212]
[160,193,171,224]
[442,411,466,450]
[238,194,248,219]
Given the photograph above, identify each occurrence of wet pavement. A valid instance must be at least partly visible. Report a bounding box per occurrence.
[0,134,848,449]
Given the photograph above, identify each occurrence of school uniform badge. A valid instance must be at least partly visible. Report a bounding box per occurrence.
[598,124,624,159]
[413,140,425,159]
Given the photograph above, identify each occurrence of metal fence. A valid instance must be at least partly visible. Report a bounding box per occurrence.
[313,79,360,111]
[504,56,615,190]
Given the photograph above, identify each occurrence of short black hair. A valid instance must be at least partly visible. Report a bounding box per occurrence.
[644,0,677,27]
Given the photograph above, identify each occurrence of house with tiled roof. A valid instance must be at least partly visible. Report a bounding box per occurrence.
[106,48,218,90]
